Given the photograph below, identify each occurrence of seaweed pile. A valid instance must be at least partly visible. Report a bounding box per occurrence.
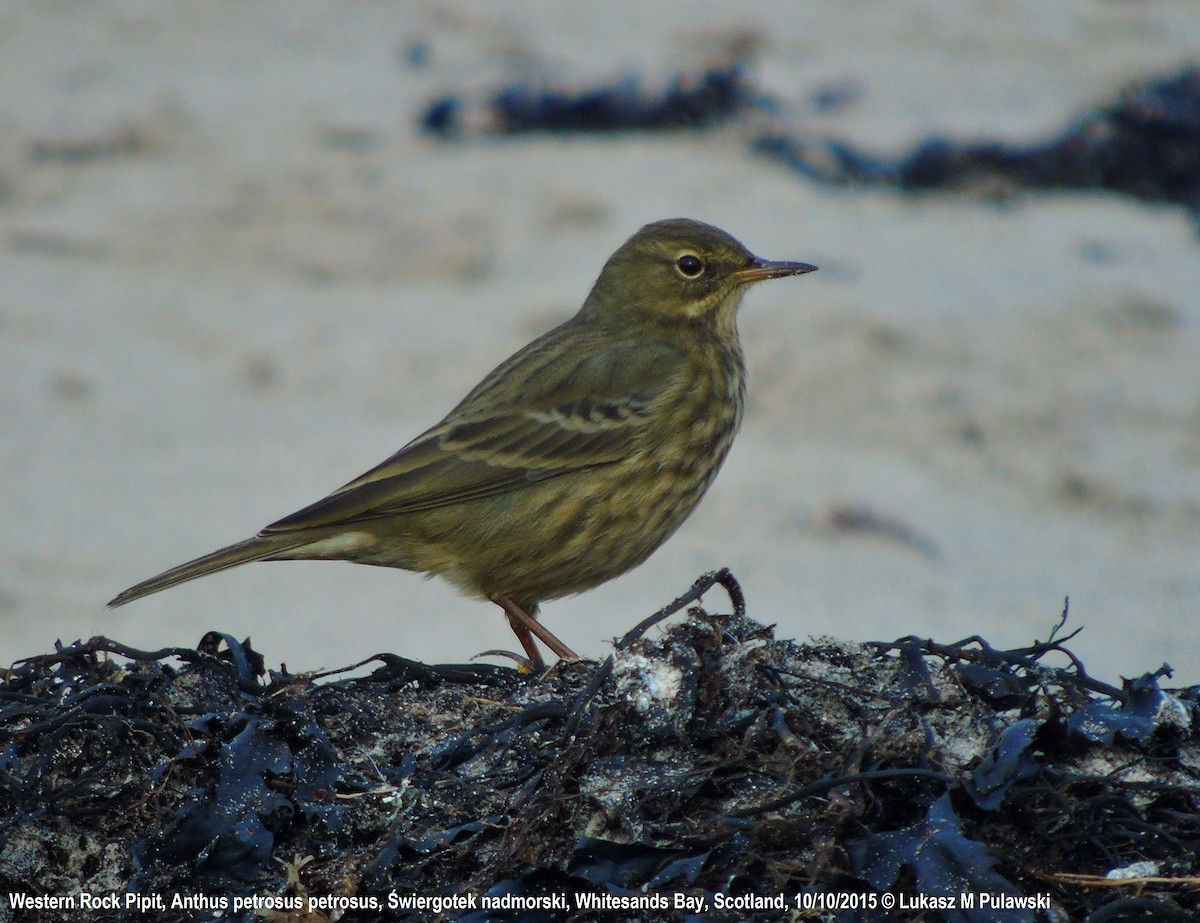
[421,63,1200,227]
[2,572,1198,922]
[754,68,1200,215]
[422,64,754,137]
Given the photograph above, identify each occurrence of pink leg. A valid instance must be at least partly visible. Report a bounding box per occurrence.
[494,597,579,666]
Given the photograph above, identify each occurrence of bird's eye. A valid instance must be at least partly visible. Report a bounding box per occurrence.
[674,253,704,279]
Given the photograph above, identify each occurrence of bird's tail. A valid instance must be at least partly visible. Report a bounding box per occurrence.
[107,533,308,608]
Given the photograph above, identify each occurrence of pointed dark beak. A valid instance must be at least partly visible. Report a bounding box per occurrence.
[732,257,819,284]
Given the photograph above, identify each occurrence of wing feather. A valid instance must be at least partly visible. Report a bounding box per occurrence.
[262,329,684,533]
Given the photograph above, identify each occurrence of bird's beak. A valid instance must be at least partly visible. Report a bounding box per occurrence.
[732,257,819,284]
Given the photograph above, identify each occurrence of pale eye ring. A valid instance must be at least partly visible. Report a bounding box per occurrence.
[674,252,705,279]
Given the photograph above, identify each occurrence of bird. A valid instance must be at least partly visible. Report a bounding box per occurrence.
[108,218,817,666]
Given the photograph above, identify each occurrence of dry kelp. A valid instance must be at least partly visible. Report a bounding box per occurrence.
[2,572,1198,922]
[754,68,1200,218]
[421,64,754,137]
[421,62,1200,227]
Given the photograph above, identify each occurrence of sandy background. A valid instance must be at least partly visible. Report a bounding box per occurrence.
[3,2,1198,683]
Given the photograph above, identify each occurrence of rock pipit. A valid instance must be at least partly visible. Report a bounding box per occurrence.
[109,218,816,666]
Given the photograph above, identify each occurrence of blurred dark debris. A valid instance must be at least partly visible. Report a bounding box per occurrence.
[821,503,942,559]
[421,63,757,137]
[27,124,157,164]
[810,78,866,114]
[3,573,1200,922]
[421,63,1200,227]
[754,66,1200,224]
[314,123,385,153]
[25,101,188,170]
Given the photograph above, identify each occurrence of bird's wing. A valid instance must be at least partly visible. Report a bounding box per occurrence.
[261,332,685,533]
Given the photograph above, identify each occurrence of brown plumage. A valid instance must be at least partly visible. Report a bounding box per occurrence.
[108,218,816,665]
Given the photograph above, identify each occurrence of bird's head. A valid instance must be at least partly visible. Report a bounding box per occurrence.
[581,218,817,336]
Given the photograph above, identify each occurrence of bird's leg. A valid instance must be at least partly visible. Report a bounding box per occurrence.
[501,605,545,669]
[494,597,579,663]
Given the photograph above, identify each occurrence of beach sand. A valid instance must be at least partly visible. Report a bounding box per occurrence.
[3,1,1198,682]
